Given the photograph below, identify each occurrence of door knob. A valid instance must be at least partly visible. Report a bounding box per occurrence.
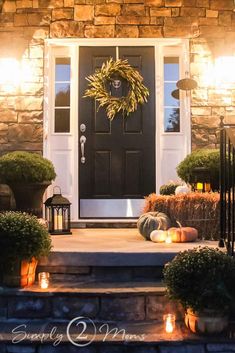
[80,135,86,164]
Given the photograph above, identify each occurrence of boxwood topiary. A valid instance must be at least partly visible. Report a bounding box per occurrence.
[0,211,52,267]
[0,151,56,183]
[176,149,220,190]
[159,182,182,195]
[163,247,235,313]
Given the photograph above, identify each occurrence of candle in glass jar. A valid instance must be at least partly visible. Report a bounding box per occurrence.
[163,314,175,333]
[38,272,50,289]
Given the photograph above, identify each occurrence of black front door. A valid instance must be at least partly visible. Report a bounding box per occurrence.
[79,46,155,218]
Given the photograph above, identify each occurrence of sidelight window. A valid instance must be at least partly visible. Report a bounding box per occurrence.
[163,57,180,133]
[54,57,71,133]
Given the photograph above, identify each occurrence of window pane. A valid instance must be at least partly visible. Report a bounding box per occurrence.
[164,83,179,107]
[164,57,179,81]
[55,109,70,133]
[164,108,180,132]
[55,83,70,106]
[55,58,70,81]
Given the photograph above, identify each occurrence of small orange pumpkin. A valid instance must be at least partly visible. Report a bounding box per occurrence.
[168,222,198,243]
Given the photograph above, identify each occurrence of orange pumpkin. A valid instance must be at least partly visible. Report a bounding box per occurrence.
[168,227,198,243]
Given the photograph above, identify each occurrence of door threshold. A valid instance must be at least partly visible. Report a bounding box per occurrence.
[72,219,138,228]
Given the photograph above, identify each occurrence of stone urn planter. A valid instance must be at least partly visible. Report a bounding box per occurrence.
[0,212,52,288]
[3,258,38,287]
[9,182,51,217]
[0,151,56,217]
[185,308,228,334]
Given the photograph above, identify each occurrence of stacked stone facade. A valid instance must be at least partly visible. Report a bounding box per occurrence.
[0,0,235,153]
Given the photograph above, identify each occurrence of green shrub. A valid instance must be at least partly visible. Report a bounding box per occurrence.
[163,247,235,313]
[144,192,220,240]
[159,181,182,195]
[0,211,52,267]
[0,151,56,183]
[176,149,220,190]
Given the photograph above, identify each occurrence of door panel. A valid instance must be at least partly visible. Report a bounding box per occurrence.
[79,46,155,218]
[79,47,116,202]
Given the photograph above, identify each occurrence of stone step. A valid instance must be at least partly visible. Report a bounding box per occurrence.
[1,319,235,353]
[36,265,164,282]
[0,281,183,322]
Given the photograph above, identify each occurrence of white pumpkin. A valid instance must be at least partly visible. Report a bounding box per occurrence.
[150,230,167,243]
[175,184,191,195]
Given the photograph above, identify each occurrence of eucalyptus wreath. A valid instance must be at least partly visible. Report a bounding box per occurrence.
[84,58,149,120]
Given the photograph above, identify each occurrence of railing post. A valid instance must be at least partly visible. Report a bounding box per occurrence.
[219,116,225,248]
[219,116,235,255]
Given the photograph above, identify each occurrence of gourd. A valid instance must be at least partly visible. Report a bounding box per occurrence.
[150,230,167,243]
[175,184,191,195]
[137,212,171,240]
[168,222,198,242]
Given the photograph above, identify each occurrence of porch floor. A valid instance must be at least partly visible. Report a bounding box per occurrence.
[39,228,219,267]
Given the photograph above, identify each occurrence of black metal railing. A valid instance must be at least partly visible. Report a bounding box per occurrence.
[219,116,235,256]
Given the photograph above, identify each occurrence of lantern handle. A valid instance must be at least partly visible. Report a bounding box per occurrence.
[53,186,62,195]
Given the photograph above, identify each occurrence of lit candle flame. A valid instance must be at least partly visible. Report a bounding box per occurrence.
[165,233,172,244]
[164,314,175,333]
[166,317,174,333]
[38,272,50,289]
[40,279,49,289]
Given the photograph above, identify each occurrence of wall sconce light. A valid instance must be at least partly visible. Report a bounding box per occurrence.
[176,72,198,92]
[0,58,20,92]
[171,72,198,101]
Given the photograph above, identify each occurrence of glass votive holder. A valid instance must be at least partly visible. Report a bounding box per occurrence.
[163,313,176,333]
[165,231,172,244]
[38,272,50,289]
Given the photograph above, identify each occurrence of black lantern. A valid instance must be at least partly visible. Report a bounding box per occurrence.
[44,186,71,235]
[192,167,211,193]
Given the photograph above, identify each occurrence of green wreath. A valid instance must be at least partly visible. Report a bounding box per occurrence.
[84,58,149,120]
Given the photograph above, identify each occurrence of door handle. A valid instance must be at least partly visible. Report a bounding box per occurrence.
[80,135,86,164]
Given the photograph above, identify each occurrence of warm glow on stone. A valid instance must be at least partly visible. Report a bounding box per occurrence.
[200,56,235,89]
[0,58,34,92]
[214,56,235,88]
[0,58,20,90]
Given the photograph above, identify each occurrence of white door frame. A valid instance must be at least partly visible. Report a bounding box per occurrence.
[44,38,191,223]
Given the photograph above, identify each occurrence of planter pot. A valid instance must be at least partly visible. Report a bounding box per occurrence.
[3,257,38,287]
[185,308,228,334]
[9,182,51,217]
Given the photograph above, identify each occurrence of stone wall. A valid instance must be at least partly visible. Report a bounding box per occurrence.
[0,0,235,153]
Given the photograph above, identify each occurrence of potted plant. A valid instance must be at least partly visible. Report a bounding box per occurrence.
[0,151,56,217]
[163,247,235,334]
[0,211,52,287]
[177,149,220,191]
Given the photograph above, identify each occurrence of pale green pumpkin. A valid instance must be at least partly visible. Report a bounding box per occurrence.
[137,211,171,240]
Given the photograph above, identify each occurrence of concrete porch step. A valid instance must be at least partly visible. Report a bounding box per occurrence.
[0,281,183,322]
[1,319,235,353]
[38,229,218,282]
